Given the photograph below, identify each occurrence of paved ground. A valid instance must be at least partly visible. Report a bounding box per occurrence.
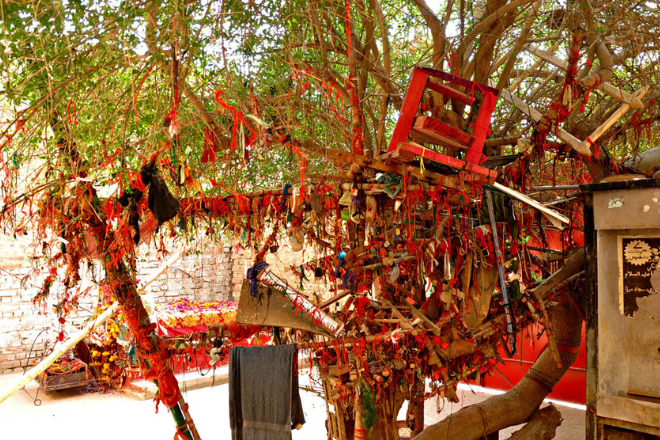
[0,370,585,439]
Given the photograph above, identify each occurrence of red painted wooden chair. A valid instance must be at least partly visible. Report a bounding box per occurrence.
[385,67,500,184]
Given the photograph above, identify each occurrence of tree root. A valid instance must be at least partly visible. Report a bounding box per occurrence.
[509,405,563,440]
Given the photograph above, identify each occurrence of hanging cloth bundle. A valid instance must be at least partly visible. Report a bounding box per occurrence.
[147,170,180,225]
[139,163,179,225]
[375,173,403,199]
[118,163,180,244]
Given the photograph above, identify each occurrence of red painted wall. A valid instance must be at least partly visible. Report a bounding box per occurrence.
[484,226,587,405]
[483,322,586,404]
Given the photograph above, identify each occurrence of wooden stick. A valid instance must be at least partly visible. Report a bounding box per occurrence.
[0,248,187,405]
[340,183,426,192]
[302,145,475,197]
[137,247,189,293]
[532,289,562,368]
[319,289,352,310]
[494,84,592,156]
[509,41,561,91]
[492,182,570,228]
[531,185,580,191]
[579,85,650,148]
[531,248,585,299]
[0,302,118,405]
[295,329,411,349]
[380,297,458,402]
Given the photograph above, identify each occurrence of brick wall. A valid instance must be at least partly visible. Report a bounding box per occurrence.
[0,227,334,375]
[0,234,234,375]
[139,244,233,305]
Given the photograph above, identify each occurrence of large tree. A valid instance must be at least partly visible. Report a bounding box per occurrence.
[2,0,660,438]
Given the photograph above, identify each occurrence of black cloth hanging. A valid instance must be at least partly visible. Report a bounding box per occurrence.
[229,344,305,440]
[147,170,179,225]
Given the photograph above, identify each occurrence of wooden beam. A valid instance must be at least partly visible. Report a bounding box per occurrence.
[492,182,570,227]
[388,69,429,152]
[304,145,475,193]
[398,142,497,184]
[495,84,592,156]
[466,91,497,164]
[426,80,473,106]
[580,85,650,148]
[523,44,644,109]
[412,116,474,146]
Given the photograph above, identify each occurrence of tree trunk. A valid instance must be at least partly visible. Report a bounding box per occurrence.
[366,386,406,440]
[412,297,582,440]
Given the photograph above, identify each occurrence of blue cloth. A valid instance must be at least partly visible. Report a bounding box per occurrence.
[246,262,270,299]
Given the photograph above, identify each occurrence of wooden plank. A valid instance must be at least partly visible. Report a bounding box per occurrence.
[582,85,650,147]
[411,127,470,151]
[492,181,570,226]
[426,80,473,106]
[523,43,569,70]
[599,83,645,109]
[495,84,592,156]
[419,67,500,95]
[466,91,497,164]
[510,41,561,92]
[398,142,497,184]
[376,144,418,163]
[387,69,429,152]
[597,393,660,430]
[413,116,474,145]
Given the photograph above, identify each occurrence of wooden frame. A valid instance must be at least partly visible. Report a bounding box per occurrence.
[387,67,500,167]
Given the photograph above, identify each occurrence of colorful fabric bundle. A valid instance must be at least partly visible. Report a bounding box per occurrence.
[156,298,238,329]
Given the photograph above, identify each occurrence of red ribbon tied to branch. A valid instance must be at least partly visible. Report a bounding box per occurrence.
[201,127,217,163]
[67,100,78,125]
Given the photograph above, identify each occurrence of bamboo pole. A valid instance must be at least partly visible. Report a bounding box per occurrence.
[0,247,187,406]
[137,247,189,294]
[0,302,118,405]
